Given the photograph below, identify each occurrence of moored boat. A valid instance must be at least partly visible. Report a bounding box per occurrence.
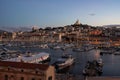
[72,47,84,52]
[4,52,51,64]
[53,54,75,70]
[83,59,103,76]
[114,51,120,55]
[97,58,103,67]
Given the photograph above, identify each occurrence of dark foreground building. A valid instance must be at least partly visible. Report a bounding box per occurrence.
[0,61,55,80]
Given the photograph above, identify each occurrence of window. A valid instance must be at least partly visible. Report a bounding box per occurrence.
[10,75,14,80]
[31,78,35,80]
[21,69,24,72]
[48,76,52,80]
[5,75,8,80]
[8,68,10,71]
[21,77,24,80]
[36,71,38,74]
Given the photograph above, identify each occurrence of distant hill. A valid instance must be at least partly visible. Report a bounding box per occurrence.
[0,29,7,34]
[102,24,120,28]
[0,26,32,32]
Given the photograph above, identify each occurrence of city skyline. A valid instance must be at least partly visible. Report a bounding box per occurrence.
[0,0,120,28]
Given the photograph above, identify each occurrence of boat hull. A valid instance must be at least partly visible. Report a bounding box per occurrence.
[55,58,74,70]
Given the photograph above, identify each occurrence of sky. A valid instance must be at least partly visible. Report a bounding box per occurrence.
[0,0,120,28]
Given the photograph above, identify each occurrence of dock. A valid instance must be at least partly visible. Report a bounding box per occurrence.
[56,74,120,80]
[87,77,120,80]
[56,74,84,80]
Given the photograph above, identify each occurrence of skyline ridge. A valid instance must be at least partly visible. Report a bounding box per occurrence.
[0,23,120,32]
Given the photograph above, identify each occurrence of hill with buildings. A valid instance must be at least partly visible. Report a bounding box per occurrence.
[0,30,7,33]
[102,24,120,28]
[0,26,31,32]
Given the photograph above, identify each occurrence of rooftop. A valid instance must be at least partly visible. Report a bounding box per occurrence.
[0,61,49,70]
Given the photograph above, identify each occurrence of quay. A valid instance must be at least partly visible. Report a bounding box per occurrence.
[56,74,120,80]
[87,77,120,80]
[56,74,84,80]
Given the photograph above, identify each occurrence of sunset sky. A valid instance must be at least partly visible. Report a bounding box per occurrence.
[0,0,120,27]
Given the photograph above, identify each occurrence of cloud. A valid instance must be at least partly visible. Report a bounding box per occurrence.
[88,13,96,16]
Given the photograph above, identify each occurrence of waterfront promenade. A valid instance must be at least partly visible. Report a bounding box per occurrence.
[56,74,120,80]
[56,74,84,80]
[87,77,120,80]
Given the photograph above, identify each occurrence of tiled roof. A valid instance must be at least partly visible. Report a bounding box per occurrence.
[0,61,49,70]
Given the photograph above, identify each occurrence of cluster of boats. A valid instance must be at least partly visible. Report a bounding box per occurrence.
[0,43,108,75]
[72,46,94,52]
[0,47,75,72]
[100,47,120,55]
[83,58,103,76]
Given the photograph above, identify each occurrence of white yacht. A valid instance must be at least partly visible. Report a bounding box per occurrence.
[114,51,120,55]
[54,54,74,70]
[72,47,84,52]
[53,46,61,49]
[97,58,103,67]
[4,52,50,64]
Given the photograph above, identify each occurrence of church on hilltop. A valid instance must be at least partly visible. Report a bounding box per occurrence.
[73,19,81,26]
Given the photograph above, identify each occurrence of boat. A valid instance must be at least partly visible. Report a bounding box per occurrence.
[2,47,20,54]
[53,54,74,70]
[83,59,103,76]
[97,58,103,67]
[39,44,48,49]
[100,50,113,54]
[83,44,94,51]
[100,48,115,55]
[72,47,84,52]
[114,51,120,55]
[53,46,61,49]
[4,52,51,64]
[72,44,94,52]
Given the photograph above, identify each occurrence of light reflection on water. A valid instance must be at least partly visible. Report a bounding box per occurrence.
[28,48,120,76]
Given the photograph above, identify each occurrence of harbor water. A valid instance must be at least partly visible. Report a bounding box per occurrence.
[1,44,120,76]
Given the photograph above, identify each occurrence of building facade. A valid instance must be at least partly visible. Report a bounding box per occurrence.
[0,61,55,80]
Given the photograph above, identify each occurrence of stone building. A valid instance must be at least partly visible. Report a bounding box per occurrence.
[0,61,55,80]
